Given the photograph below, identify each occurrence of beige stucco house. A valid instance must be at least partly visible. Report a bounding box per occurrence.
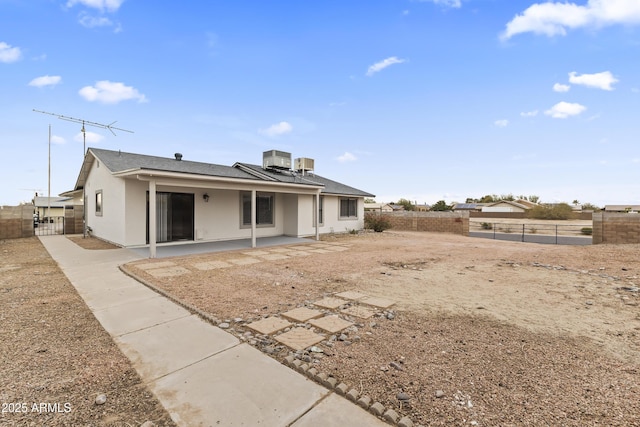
[73,148,373,257]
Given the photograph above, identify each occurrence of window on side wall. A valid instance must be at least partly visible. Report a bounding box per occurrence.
[339,197,357,219]
[241,192,275,226]
[95,190,103,216]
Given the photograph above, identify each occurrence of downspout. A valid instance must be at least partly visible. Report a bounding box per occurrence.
[251,189,257,248]
[149,179,157,258]
[315,189,321,241]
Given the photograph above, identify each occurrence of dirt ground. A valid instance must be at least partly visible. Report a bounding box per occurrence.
[124,230,640,426]
[0,237,175,427]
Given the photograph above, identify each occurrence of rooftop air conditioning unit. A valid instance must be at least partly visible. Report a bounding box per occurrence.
[263,150,292,170]
[294,157,315,174]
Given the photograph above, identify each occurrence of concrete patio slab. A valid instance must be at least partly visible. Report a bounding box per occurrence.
[275,328,325,350]
[135,261,177,270]
[335,291,368,300]
[116,315,240,380]
[292,393,389,427]
[342,306,377,319]
[259,253,290,261]
[192,260,232,270]
[309,315,353,333]
[228,257,261,266]
[247,317,292,335]
[313,297,347,309]
[360,296,396,309]
[150,343,328,426]
[281,307,324,322]
[146,266,191,278]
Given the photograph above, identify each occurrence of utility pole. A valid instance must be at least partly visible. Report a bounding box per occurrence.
[33,109,133,237]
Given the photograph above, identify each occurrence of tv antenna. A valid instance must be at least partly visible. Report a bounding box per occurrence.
[33,109,134,237]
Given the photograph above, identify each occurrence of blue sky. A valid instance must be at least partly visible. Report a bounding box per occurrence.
[2,0,640,207]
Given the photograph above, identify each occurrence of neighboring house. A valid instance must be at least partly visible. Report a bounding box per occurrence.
[364,202,394,213]
[72,148,374,257]
[452,203,484,212]
[604,205,640,213]
[481,200,531,213]
[414,203,430,212]
[389,204,405,212]
[33,196,74,220]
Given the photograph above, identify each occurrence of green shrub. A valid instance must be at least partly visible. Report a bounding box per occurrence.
[364,213,392,232]
[528,203,573,220]
[481,222,492,230]
[581,227,593,235]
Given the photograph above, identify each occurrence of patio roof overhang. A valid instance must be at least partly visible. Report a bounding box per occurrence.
[115,168,324,195]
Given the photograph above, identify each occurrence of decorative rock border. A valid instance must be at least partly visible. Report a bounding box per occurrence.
[282,354,416,427]
[120,265,416,427]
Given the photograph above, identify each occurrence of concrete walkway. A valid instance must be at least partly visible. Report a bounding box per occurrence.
[39,235,388,427]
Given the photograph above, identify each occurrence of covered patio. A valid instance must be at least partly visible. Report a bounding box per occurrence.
[128,235,314,259]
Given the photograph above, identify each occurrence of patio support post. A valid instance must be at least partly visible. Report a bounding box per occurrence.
[149,179,157,258]
[251,189,256,248]
[315,189,321,241]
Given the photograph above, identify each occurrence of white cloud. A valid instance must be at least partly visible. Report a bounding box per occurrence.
[520,110,539,117]
[544,101,587,119]
[259,121,293,137]
[569,71,618,91]
[66,0,124,12]
[79,80,147,104]
[553,83,571,92]
[79,13,113,28]
[501,0,640,40]
[366,56,406,76]
[74,130,103,144]
[0,42,22,63]
[51,135,66,145]
[494,119,509,128]
[416,0,462,8]
[337,152,357,163]
[28,75,62,88]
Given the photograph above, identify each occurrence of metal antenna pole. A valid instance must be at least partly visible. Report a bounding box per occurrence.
[48,124,51,222]
[33,109,134,238]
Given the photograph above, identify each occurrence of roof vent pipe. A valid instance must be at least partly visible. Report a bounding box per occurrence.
[174,153,183,161]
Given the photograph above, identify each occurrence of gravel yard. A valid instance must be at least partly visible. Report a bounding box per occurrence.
[123,230,640,426]
[0,237,175,427]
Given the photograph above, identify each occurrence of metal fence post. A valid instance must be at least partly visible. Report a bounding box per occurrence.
[555,225,558,244]
[522,224,525,242]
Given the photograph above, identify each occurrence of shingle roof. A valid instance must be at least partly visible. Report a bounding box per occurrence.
[234,163,374,197]
[85,148,374,197]
[89,148,255,180]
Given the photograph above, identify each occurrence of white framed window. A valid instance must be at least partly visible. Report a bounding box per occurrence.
[241,191,275,226]
[95,190,103,216]
[339,197,357,219]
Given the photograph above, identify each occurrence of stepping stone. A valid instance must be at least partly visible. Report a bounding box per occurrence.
[259,253,289,261]
[285,251,311,257]
[309,315,353,333]
[309,244,333,249]
[314,297,347,309]
[135,261,176,271]
[323,246,349,252]
[247,317,292,335]
[275,328,324,350]
[146,266,191,278]
[241,250,271,256]
[341,306,376,319]
[306,249,333,254]
[360,296,396,309]
[336,291,368,301]
[269,248,293,253]
[228,258,261,266]
[193,260,232,270]
[281,307,324,323]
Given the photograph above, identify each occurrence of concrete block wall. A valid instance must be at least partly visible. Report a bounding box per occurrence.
[0,205,35,239]
[593,212,640,244]
[370,211,469,236]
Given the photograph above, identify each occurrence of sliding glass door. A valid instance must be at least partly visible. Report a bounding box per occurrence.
[146,192,194,243]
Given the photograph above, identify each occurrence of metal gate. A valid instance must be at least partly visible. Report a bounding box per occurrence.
[34,216,65,236]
